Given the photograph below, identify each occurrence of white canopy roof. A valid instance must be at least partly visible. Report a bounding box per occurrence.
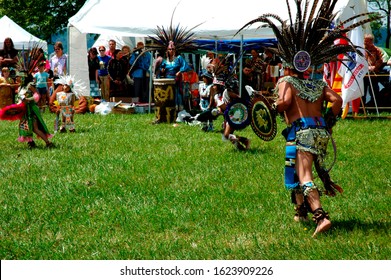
[0,15,48,52]
[68,0,278,39]
[69,0,356,39]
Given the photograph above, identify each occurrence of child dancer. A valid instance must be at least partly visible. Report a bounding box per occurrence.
[52,76,79,133]
[16,72,54,148]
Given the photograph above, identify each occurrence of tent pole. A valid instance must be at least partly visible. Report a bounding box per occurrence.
[239,35,244,98]
[367,74,380,116]
[148,50,153,114]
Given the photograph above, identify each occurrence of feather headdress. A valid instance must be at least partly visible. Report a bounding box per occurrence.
[212,53,244,88]
[54,75,87,97]
[200,54,212,70]
[236,0,382,73]
[146,3,201,54]
[15,42,45,77]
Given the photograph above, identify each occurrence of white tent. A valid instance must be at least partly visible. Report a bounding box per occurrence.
[68,0,362,95]
[91,35,141,51]
[0,15,48,52]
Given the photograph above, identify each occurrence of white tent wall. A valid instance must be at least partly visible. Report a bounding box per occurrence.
[338,0,371,33]
[68,26,89,96]
[68,0,363,96]
[91,35,146,51]
[0,15,47,52]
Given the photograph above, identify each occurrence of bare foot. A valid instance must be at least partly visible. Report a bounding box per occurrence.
[312,218,331,237]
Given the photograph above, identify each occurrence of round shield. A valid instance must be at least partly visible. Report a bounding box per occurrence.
[224,99,251,130]
[250,94,277,141]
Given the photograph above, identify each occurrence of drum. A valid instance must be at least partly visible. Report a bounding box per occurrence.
[0,85,14,109]
[153,78,176,123]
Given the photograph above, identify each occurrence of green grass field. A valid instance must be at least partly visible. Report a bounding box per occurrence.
[0,111,390,260]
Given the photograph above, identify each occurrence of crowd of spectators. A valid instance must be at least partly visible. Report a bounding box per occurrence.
[1,36,390,112]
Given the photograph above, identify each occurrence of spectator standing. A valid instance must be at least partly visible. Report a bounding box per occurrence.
[120,45,133,96]
[121,45,132,74]
[129,42,151,103]
[33,61,50,112]
[0,37,19,71]
[248,49,264,90]
[181,64,199,111]
[97,45,111,101]
[49,41,67,87]
[105,39,117,59]
[87,47,100,97]
[363,33,384,105]
[108,49,126,99]
[264,48,282,86]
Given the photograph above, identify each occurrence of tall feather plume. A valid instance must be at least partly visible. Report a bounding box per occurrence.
[147,4,202,54]
[15,41,45,75]
[212,54,230,78]
[236,0,381,71]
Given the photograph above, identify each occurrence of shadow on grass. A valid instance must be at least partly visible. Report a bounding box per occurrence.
[332,219,391,234]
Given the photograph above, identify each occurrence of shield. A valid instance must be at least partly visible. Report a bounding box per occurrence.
[250,94,277,141]
[224,99,251,130]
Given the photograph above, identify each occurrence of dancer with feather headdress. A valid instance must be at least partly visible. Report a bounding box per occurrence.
[147,6,200,123]
[185,54,252,150]
[238,0,381,236]
[51,75,86,133]
[0,43,54,148]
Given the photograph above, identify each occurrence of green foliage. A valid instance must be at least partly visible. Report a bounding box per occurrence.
[368,0,391,48]
[0,112,390,260]
[0,0,85,44]
[370,16,383,44]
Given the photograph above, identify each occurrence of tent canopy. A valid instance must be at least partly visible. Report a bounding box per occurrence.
[0,15,47,52]
[69,0,354,40]
[69,0,276,40]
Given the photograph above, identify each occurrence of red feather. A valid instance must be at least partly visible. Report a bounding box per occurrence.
[0,103,26,121]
